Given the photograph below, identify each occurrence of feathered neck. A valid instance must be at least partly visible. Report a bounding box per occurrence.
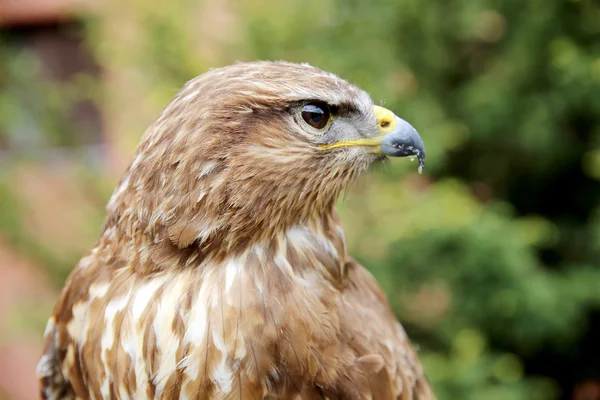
[97,190,348,280]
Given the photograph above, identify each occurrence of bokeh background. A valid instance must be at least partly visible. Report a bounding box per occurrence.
[1,0,599,399]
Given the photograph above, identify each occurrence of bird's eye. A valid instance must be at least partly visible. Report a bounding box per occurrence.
[301,102,330,130]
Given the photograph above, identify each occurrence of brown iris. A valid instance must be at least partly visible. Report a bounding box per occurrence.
[301,102,330,130]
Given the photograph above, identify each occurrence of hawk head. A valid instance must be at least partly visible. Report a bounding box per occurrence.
[103,61,425,268]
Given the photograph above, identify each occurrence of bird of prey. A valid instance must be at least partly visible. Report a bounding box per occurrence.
[37,61,433,399]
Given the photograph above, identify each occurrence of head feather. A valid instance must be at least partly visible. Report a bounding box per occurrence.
[102,61,376,270]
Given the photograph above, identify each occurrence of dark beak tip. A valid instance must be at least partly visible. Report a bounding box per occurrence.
[418,153,425,174]
[379,119,425,173]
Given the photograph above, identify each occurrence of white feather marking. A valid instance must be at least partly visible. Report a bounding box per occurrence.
[286,226,310,247]
[131,278,164,321]
[224,258,240,293]
[197,161,217,179]
[287,225,338,258]
[119,331,136,399]
[67,301,89,344]
[180,88,200,104]
[101,378,110,398]
[102,296,129,348]
[128,277,168,397]
[121,334,135,359]
[78,251,97,269]
[89,281,110,299]
[107,176,130,207]
[103,226,116,241]
[212,322,227,353]
[153,277,186,393]
[181,278,211,379]
[131,153,143,169]
[212,357,233,392]
[100,295,129,398]
[36,354,53,378]
[43,317,55,337]
[274,251,295,277]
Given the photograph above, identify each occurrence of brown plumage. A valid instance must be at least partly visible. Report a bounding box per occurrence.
[37,61,434,399]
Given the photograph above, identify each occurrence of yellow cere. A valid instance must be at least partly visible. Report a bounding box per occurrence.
[373,105,397,135]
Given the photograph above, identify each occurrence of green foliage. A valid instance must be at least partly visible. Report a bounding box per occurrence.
[1,0,599,397]
[237,0,600,396]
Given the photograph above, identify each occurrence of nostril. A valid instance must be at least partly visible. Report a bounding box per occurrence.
[380,120,390,128]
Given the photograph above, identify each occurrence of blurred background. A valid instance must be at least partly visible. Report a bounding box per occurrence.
[1,0,599,398]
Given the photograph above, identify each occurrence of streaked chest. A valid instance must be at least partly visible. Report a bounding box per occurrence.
[57,224,348,399]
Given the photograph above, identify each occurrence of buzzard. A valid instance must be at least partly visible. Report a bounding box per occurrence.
[38,61,433,399]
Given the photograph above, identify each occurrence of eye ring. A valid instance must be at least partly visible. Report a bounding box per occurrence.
[300,102,331,130]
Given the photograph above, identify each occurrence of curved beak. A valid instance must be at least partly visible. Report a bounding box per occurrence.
[319,105,426,173]
[373,105,425,173]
